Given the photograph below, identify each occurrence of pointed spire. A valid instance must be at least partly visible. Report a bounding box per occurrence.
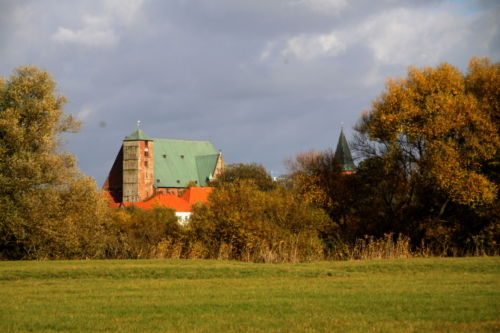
[335,127,356,172]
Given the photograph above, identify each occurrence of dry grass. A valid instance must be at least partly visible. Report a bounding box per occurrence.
[349,233,413,260]
[113,232,494,263]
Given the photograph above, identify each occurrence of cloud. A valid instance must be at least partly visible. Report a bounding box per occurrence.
[77,106,94,120]
[292,0,348,15]
[282,31,346,60]
[103,0,145,26]
[51,0,145,47]
[52,15,118,47]
[356,7,474,66]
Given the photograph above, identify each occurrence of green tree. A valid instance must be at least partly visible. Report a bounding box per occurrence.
[0,65,110,260]
[209,162,276,191]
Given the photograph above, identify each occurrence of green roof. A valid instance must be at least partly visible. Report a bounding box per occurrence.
[153,139,219,187]
[124,129,154,141]
[196,155,219,184]
[335,129,356,172]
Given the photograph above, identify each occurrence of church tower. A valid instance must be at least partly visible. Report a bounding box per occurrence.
[122,128,154,203]
[335,127,356,174]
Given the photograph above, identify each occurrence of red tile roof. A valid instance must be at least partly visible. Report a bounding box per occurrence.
[109,187,213,211]
[181,187,213,205]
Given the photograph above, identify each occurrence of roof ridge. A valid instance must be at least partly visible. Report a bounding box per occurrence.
[153,138,211,143]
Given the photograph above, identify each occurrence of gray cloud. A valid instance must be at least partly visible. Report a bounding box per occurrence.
[0,0,499,185]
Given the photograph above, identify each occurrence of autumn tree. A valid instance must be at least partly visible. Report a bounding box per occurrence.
[353,57,500,248]
[188,180,331,262]
[0,65,110,260]
[105,205,181,259]
[466,56,500,132]
[284,149,358,241]
[466,57,500,185]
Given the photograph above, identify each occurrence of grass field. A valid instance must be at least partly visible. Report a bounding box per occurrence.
[0,258,499,332]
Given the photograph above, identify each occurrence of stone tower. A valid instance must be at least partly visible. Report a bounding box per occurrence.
[122,128,154,203]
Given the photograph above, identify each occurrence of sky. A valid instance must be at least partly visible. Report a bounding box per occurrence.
[1,0,499,187]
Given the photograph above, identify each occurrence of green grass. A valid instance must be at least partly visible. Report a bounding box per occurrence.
[0,258,499,332]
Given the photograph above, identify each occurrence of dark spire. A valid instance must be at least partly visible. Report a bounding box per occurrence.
[335,128,356,172]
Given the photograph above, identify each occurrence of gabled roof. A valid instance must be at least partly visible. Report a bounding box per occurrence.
[153,139,218,187]
[124,129,154,141]
[335,129,356,172]
[181,187,213,205]
[147,193,192,212]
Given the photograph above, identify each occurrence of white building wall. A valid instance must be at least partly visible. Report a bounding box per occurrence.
[175,212,192,226]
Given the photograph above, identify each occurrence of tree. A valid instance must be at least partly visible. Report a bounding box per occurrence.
[466,57,500,185]
[0,65,109,259]
[106,205,181,259]
[351,57,500,251]
[355,58,500,211]
[466,56,500,132]
[188,180,331,262]
[208,162,277,191]
[284,149,358,240]
[353,156,416,238]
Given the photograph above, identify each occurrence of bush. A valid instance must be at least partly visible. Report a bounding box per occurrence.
[188,180,333,262]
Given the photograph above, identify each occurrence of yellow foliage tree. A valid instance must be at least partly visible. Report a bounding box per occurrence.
[284,149,356,231]
[188,180,331,262]
[355,58,500,211]
[0,66,111,260]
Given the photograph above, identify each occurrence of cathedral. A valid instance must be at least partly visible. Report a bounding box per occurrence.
[103,128,225,204]
[103,126,354,205]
